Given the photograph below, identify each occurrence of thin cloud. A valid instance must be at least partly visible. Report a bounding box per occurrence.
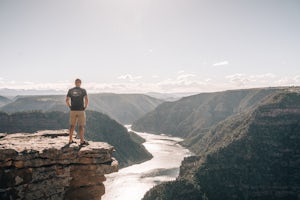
[1,73,299,94]
[226,73,249,87]
[0,81,69,91]
[276,75,300,85]
[177,73,196,81]
[225,73,300,88]
[177,70,185,74]
[249,73,276,79]
[175,71,197,83]
[294,75,300,82]
[24,81,35,85]
[117,74,142,82]
[144,49,153,56]
[213,61,229,66]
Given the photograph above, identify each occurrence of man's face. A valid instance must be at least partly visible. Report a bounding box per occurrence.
[75,80,81,87]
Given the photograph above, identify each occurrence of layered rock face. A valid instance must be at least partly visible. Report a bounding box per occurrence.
[193,92,300,200]
[143,91,300,200]
[0,130,118,200]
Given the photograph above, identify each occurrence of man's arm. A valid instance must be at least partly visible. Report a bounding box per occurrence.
[66,96,71,108]
[84,95,89,110]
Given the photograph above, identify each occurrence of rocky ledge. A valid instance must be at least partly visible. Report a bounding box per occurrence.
[0,130,118,200]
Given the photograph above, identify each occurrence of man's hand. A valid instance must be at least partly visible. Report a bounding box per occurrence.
[84,95,89,111]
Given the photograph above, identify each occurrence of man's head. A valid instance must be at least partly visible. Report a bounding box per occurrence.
[75,79,82,87]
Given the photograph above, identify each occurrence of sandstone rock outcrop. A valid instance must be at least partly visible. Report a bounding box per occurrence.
[0,130,118,200]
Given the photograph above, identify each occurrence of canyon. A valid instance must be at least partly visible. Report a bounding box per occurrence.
[139,88,300,200]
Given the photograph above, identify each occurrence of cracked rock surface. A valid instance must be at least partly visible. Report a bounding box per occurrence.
[0,130,118,200]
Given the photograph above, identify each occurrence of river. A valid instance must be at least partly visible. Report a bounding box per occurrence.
[103,128,191,200]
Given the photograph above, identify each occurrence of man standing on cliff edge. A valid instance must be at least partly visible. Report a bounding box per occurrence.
[66,78,89,146]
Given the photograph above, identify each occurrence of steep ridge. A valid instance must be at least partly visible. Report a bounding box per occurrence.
[132,87,282,138]
[0,130,118,200]
[0,93,163,124]
[143,91,300,200]
[0,96,11,107]
[0,110,152,168]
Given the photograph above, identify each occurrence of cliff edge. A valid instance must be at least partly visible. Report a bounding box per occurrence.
[0,130,118,200]
[143,91,300,200]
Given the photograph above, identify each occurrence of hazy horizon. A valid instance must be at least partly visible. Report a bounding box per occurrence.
[1,0,299,93]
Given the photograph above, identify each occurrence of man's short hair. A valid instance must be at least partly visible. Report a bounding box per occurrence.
[75,78,81,83]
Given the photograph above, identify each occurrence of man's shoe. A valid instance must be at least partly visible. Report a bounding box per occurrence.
[80,141,89,146]
[68,140,76,144]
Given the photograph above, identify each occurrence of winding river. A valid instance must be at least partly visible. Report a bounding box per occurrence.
[103,127,191,200]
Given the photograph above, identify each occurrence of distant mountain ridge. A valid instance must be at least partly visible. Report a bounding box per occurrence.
[88,93,164,124]
[0,110,152,168]
[132,87,287,138]
[143,90,300,200]
[0,88,194,101]
[0,93,164,124]
[0,88,65,96]
[146,92,198,101]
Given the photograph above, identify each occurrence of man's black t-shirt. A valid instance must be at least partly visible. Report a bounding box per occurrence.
[67,87,87,111]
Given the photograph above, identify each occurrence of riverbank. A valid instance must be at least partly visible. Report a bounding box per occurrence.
[103,130,191,200]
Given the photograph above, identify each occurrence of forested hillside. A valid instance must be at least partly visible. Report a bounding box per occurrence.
[0,110,152,168]
[0,96,11,107]
[132,87,282,137]
[0,93,163,124]
[143,89,300,200]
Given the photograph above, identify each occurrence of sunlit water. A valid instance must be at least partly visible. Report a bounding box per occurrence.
[103,128,191,200]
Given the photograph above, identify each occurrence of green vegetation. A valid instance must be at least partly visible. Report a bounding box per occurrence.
[133,87,282,137]
[85,110,152,167]
[128,131,146,144]
[0,111,68,133]
[143,179,205,200]
[0,110,152,168]
[141,89,300,200]
[0,96,12,107]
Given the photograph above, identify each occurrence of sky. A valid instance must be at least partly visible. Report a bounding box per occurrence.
[0,0,300,93]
